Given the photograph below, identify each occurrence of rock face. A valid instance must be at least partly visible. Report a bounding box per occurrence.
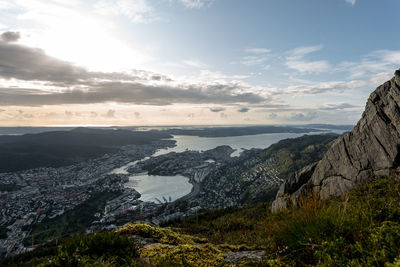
[272,68,400,212]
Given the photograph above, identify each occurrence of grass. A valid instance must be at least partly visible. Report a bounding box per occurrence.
[162,204,271,248]
[166,173,400,266]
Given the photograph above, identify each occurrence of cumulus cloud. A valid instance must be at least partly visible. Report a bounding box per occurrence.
[0,31,20,42]
[209,107,225,112]
[219,112,227,118]
[345,0,356,5]
[237,107,249,113]
[0,37,89,82]
[0,39,268,106]
[134,112,141,119]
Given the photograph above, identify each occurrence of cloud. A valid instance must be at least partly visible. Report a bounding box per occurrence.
[210,107,225,112]
[187,113,195,118]
[199,70,249,80]
[0,31,20,42]
[268,113,278,119]
[10,110,35,119]
[320,103,358,110]
[95,0,156,23]
[285,80,367,95]
[0,1,16,10]
[105,109,116,118]
[182,59,208,68]
[237,107,249,113]
[241,55,270,66]
[178,0,214,9]
[339,50,400,79]
[44,112,57,118]
[287,112,318,121]
[238,47,271,67]
[244,47,271,54]
[219,112,227,118]
[134,112,141,119]
[0,81,266,106]
[369,72,393,85]
[286,59,331,73]
[0,40,268,106]
[0,37,89,82]
[285,45,331,73]
[345,0,356,5]
[287,45,323,59]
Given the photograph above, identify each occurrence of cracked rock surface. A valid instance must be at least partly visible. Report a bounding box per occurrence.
[272,68,400,212]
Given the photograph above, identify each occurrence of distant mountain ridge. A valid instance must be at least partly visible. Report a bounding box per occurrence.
[272,68,400,211]
[0,128,172,173]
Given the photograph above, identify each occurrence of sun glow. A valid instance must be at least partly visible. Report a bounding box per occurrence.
[18,1,152,72]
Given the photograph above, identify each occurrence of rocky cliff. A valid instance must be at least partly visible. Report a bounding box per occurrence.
[272,68,400,212]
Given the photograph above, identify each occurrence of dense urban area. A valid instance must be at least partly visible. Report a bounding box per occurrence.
[0,140,173,257]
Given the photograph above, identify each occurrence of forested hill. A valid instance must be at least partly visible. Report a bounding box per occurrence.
[0,128,171,173]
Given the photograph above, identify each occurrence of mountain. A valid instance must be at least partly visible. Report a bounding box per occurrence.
[272,68,400,212]
[0,128,172,173]
[162,125,325,137]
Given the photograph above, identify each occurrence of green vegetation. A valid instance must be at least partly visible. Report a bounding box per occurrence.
[25,191,121,245]
[261,134,337,179]
[51,231,139,266]
[116,223,204,245]
[163,204,271,248]
[168,173,400,266]
[141,244,226,266]
[5,174,400,266]
[0,183,22,192]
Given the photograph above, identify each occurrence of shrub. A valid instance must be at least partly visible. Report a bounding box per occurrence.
[51,231,139,266]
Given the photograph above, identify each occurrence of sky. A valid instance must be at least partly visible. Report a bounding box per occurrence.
[0,0,399,126]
